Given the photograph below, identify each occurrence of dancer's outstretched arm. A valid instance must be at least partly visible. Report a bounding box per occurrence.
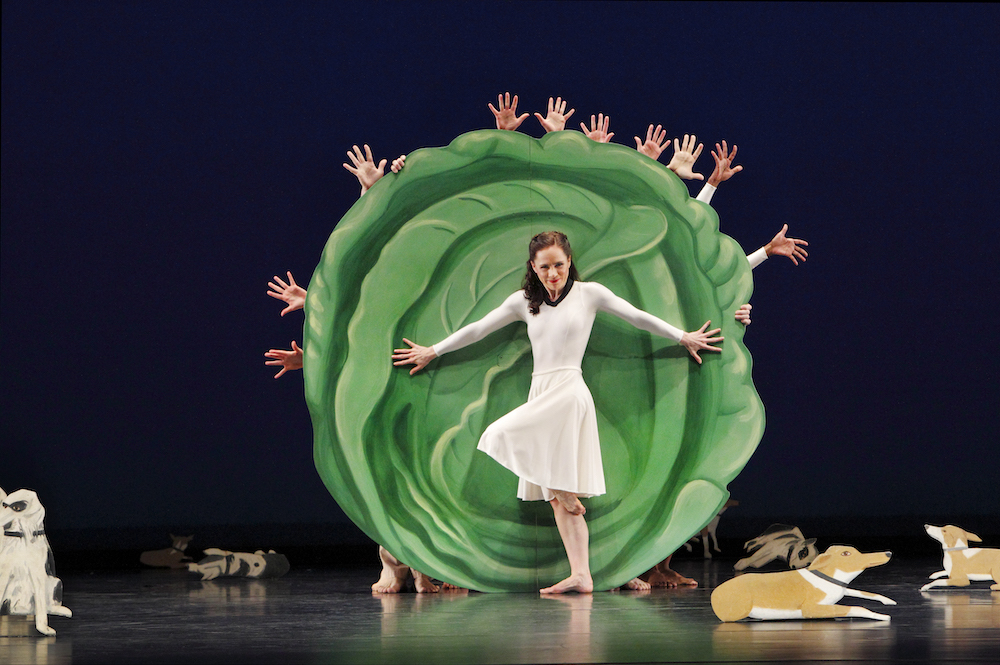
[267,271,306,316]
[343,144,386,196]
[581,113,614,143]
[489,92,529,131]
[393,292,524,375]
[634,124,669,161]
[747,224,809,268]
[535,96,575,133]
[343,145,406,197]
[590,283,723,364]
[265,341,303,378]
[696,141,742,204]
[678,322,725,364]
[666,134,704,180]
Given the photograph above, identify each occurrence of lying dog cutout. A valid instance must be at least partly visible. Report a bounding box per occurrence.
[735,524,818,571]
[188,548,290,581]
[684,499,739,559]
[712,545,896,622]
[0,487,73,636]
[921,524,1000,592]
[140,534,194,569]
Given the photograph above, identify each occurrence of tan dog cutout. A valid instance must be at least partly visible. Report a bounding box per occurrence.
[711,545,895,621]
[921,524,1000,592]
[140,534,194,569]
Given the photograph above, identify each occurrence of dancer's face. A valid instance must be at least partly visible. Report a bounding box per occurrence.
[531,245,571,297]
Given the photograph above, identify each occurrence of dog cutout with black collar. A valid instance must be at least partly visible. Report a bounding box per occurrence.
[712,545,896,622]
[0,486,73,636]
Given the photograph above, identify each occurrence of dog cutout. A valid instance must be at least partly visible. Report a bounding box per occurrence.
[140,534,194,569]
[711,545,895,622]
[684,499,739,559]
[921,524,1000,592]
[188,548,290,581]
[0,487,73,636]
[735,524,819,571]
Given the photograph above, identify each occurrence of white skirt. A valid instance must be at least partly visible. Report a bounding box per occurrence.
[477,366,606,502]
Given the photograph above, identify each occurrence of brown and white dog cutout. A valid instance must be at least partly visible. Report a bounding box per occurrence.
[711,545,896,622]
[921,524,1000,592]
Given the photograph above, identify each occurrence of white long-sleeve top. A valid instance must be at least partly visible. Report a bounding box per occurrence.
[696,183,768,269]
[432,281,684,374]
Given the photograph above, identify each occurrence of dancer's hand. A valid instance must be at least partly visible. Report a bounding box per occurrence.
[680,322,723,364]
[708,141,742,187]
[264,341,303,378]
[581,113,614,143]
[267,271,306,316]
[765,224,809,265]
[489,92,529,131]
[666,134,705,180]
[534,96,575,133]
[343,144,387,195]
[634,124,669,160]
[735,304,752,326]
[390,154,406,173]
[392,338,437,375]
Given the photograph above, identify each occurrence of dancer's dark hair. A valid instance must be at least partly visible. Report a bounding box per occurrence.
[522,231,580,315]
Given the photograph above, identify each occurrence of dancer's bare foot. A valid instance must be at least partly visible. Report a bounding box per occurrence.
[371,569,406,594]
[624,577,651,591]
[412,570,440,593]
[552,490,586,516]
[441,582,468,592]
[540,573,593,594]
[372,545,409,594]
[648,567,698,588]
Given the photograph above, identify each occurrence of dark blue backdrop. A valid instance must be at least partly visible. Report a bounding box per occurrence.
[3,2,997,538]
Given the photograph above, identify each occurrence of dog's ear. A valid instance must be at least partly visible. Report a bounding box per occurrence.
[804,538,817,547]
[966,531,982,543]
[809,552,832,569]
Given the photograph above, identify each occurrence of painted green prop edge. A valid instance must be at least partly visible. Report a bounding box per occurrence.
[304,130,763,591]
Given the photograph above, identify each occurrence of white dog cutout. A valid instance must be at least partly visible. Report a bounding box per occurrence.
[921,524,1000,592]
[0,487,73,636]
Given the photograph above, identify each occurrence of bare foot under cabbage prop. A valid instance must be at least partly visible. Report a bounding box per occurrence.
[0,487,72,636]
[304,130,763,591]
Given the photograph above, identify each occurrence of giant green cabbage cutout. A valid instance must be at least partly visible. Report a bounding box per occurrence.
[303,130,763,591]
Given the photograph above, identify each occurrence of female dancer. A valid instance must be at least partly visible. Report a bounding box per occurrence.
[392,231,723,594]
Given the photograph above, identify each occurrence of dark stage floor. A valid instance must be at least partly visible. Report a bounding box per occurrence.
[2,557,997,665]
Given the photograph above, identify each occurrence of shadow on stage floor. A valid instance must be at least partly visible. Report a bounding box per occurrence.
[2,554,997,665]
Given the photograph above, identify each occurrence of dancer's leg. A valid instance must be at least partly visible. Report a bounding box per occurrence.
[540,497,594,594]
[552,489,586,516]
